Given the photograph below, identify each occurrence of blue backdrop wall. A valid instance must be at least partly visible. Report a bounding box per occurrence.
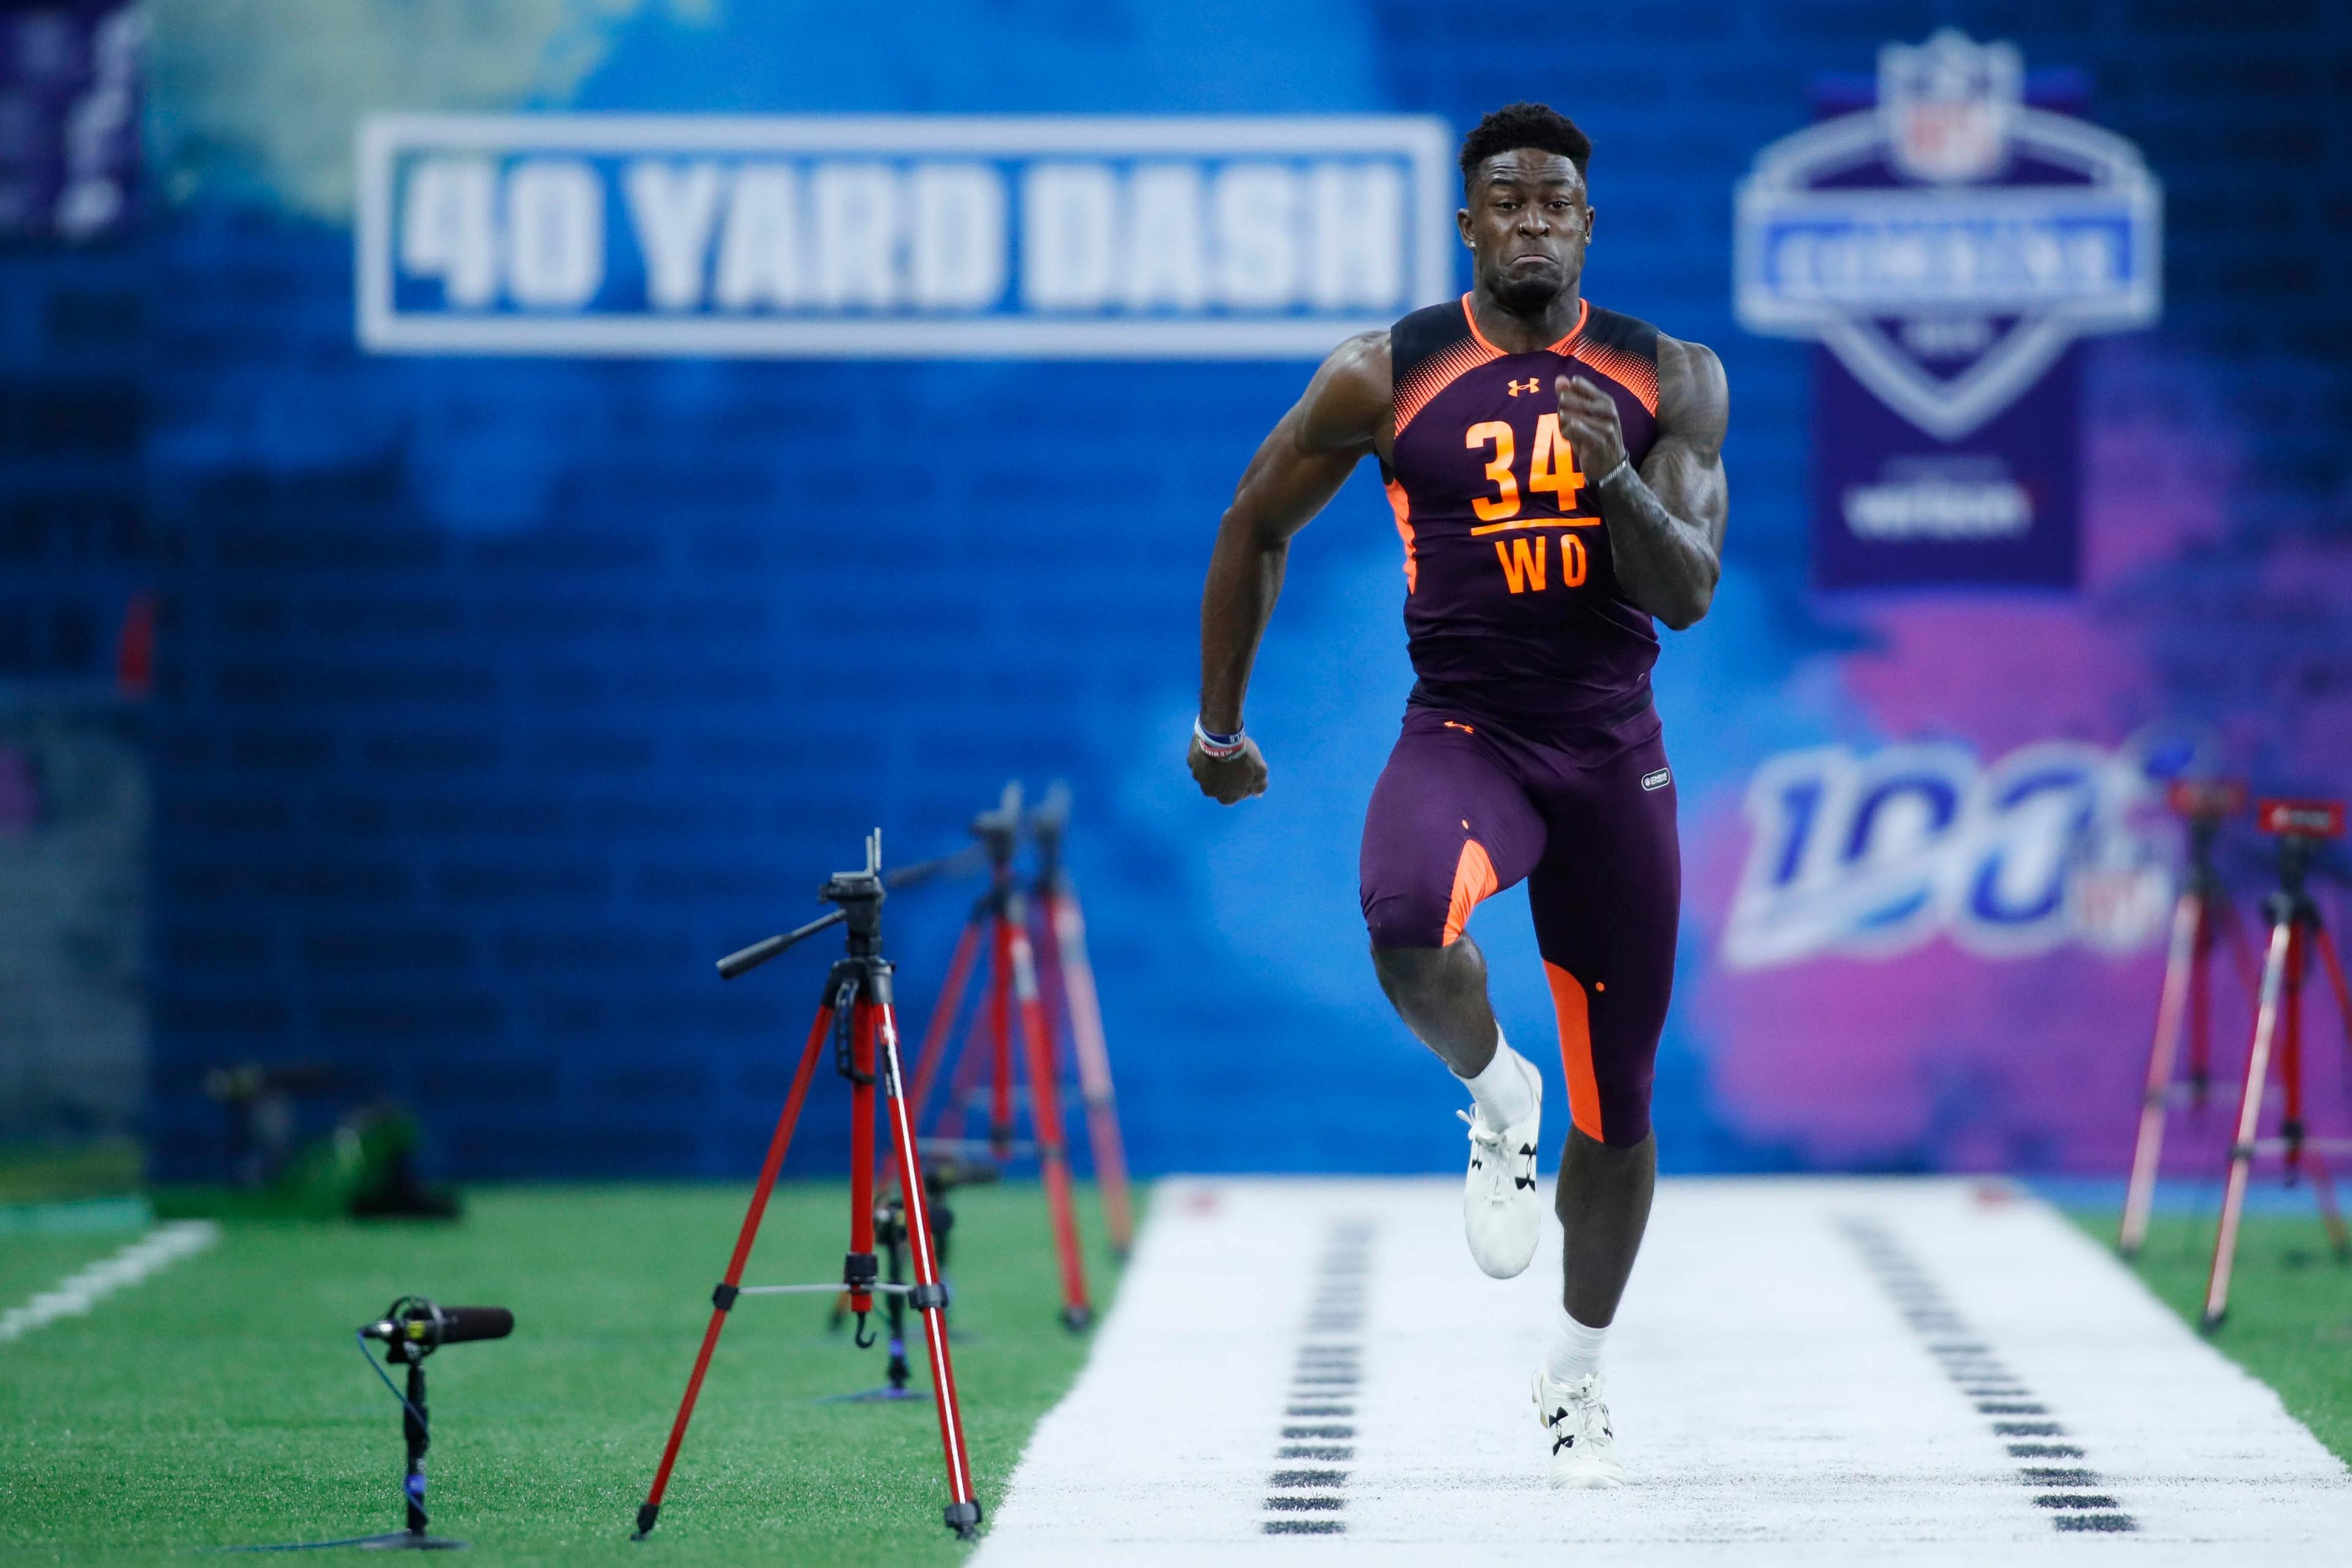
[40,1,2339,1181]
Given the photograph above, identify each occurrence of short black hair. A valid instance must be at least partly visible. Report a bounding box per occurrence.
[1458,102,1591,194]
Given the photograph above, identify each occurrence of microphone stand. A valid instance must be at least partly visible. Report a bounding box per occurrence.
[360,1322,462,1550]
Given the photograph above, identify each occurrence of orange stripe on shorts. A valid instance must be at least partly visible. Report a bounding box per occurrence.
[1441,839,1499,946]
[1544,960,1603,1141]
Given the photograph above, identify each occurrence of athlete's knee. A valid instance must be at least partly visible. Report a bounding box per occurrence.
[1362,885,1451,950]
[1369,939,1482,1005]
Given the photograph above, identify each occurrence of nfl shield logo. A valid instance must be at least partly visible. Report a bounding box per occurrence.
[1735,30,2161,440]
[1880,29,2020,185]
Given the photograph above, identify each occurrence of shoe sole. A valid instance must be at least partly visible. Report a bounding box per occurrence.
[1550,1466,1627,1490]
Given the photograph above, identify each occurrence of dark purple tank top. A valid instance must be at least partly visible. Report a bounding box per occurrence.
[1382,295,1662,729]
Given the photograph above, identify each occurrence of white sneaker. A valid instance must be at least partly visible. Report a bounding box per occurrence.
[1459,1069,1541,1278]
[1534,1370,1625,1489]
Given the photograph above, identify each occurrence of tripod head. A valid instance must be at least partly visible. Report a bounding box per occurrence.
[717,831,888,980]
[2256,798,2345,908]
[1028,782,1071,883]
[2166,778,2245,881]
[971,782,1022,881]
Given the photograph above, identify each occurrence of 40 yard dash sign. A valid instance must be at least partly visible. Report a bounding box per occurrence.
[355,115,1455,360]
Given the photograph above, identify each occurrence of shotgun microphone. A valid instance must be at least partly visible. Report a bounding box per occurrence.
[360,1297,513,1354]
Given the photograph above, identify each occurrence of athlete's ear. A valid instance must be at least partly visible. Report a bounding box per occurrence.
[1457,204,1474,247]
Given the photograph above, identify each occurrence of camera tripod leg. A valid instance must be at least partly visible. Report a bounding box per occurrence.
[2205,919,2293,1332]
[936,992,995,1144]
[2123,892,2200,1257]
[989,912,1016,1157]
[846,1004,880,1341]
[1009,923,1092,1332]
[1039,886,1136,1259]
[878,1000,983,1538]
[634,1006,834,1540]
[2188,895,2215,1114]
[2218,896,2261,1000]
[2306,1148,2352,1261]
[2313,921,2352,1068]
[906,919,982,1132]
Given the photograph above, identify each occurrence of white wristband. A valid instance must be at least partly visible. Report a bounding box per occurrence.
[1193,717,1246,760]
[1596,456,1635,490]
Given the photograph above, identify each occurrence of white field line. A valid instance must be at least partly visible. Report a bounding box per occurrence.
[0,1221,220,1344]
[975,1177,2352,1567]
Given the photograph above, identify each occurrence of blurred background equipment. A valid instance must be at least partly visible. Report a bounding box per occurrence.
[2202,799,2352,1330]
[638,832,981,1544]
[904,783,1108,1332]
[148,1061,458,1220]
[2119,779,2255,1259]
[1028,782,1137,1260]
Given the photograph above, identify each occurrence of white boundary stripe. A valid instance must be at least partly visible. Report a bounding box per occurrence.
[0,1221,220,1344]
[978,1178,2352,1566]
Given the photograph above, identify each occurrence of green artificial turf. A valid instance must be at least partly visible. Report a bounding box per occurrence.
[0,1182,1131,1566]
[2076,1209,2352,1464]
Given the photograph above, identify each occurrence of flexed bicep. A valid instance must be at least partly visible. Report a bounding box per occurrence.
[1640,341,1728,556]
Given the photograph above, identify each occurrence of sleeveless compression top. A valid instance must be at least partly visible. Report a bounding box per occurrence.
[1382,294,1662,728]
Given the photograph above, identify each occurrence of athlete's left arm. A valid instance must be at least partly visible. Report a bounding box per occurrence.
[1554,334,1728,631]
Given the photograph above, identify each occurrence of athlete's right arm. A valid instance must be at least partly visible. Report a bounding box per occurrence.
[1191,331,1391,804]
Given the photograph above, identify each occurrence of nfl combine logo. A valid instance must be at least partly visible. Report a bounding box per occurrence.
[1732,30,2163,589]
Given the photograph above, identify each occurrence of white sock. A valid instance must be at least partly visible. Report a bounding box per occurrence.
[1457,1031,1536,1131]
[1545,1306,1609,1386]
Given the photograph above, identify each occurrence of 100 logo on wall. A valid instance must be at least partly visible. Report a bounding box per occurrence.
[1723,734,2184,970]
[356,115,1455,360]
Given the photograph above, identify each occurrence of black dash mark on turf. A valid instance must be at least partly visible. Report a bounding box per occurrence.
[1841,1217,2138,1537]
[1262,1217,1374,1536]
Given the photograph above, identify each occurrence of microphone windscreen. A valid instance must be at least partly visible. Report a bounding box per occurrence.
[435,1305,514,1344]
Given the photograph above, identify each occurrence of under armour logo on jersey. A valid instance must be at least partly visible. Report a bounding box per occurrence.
[1507,377,1542,396]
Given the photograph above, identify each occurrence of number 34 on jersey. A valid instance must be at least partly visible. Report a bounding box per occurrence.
[1464,414,1596,596]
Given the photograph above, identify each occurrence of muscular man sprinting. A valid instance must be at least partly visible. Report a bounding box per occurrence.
[1188,103,1728,1487]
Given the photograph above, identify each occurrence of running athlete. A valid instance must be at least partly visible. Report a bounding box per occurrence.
[1188,103,1728,1488]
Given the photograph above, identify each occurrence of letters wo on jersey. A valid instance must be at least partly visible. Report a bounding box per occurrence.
[1733,31,2160,442]
[355,115,1454,360]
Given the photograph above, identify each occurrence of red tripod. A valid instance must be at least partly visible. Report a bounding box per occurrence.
[632,834,981,1541]
[2119,780,2258,1257]
[1028,783,1136,1259]
[2202,799,2352,1332]
[905,785,1094,1330]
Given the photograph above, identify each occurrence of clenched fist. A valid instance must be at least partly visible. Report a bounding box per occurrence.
[1188,734,1268,804]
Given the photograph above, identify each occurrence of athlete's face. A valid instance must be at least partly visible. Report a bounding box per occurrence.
[1459,149,1592,312]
